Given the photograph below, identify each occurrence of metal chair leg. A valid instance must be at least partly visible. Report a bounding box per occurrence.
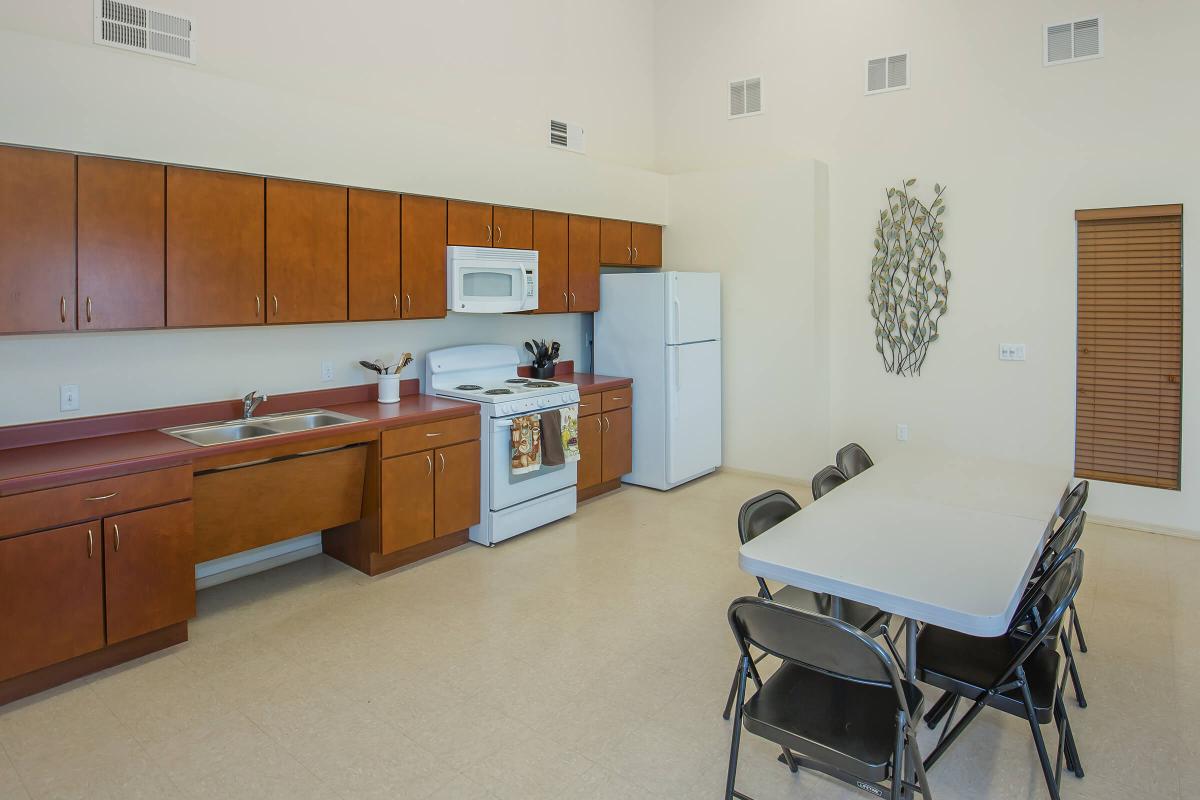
[923,690,955,729]
[905,730,934,800]
[1059,630,1088,709]
[1070,602,1088,653]
[722,661,741,720]
[725,656,749,800]
[891,720,905,800]
[924,693,989,770]
[937,694,961,748]
[1018,668,1062,800]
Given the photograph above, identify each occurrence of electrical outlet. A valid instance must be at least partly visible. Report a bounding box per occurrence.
[999,343,1027,361]
[321,361,335,382]
[896,423,909,442]
[60,384,80,412]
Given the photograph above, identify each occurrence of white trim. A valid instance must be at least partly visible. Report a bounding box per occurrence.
[1086,515,1200,541]
[864,51,910,96]
[1043,16,1103,67]
[194,532,322,589]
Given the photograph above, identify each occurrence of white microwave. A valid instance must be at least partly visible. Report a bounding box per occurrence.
[446,246,538,313]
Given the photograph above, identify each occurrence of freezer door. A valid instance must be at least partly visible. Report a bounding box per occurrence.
[666,271,721,345]
[666,339,723,485]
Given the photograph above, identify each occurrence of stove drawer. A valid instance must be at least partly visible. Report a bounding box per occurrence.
[382,415,479,458]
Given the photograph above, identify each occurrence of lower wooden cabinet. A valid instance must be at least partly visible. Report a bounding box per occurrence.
[601,407,633,482]
[577,388,633,498]
[577,412,603,492]
[381,437,481,553]
[435,440,481,537]
[103,501,195,645]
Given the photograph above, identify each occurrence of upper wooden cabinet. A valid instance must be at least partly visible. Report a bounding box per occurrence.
[447,200,493,247]
[601,218,662,267]
[533,210,568,314]
[492,206,533,249]
[401,194,448,319]
[0,146,76,334]
[631,222,662,267]
[348,188,401,321]
[568,215,600,312]
[167,167,265,327]
[266,179,348,324]
[78,156,165,331]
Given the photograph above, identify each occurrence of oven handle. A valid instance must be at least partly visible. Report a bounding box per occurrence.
[494,419,514,429]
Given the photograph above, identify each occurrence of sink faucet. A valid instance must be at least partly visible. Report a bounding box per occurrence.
[242,390,268,419]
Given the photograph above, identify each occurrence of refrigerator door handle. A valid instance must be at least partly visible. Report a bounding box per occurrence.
[672,296,681,343]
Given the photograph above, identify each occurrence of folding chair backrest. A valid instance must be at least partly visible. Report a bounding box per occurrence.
[1056,480,1089,529]
[1005,550,1084,672]
[737,490,801,546]
[811,466,847,500]
[836,443,874,479]
[1037,510,1086,578]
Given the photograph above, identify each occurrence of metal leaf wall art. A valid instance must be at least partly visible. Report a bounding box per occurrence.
[869,179,950,376]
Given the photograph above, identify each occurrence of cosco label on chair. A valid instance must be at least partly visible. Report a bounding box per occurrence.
[856,781,885,797]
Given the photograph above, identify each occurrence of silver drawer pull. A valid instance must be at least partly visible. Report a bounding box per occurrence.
[425,454,432,476]
[439,452,446,473]
[426,432,442,437]
[113,523,121,552]
[85,492,118,501]
[87,529,94,558]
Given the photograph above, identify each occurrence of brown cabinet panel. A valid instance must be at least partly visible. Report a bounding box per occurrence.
[381,450,434,553]
[577,392,601,418]
[167,167,264,327]
[348,188,401,321]
[103,501,194,645]
[401,195,448,319]
[0,522,104,682]
[533,210,568,314]
[492,206,533,249]
[602,387,632,411]
[266,179,347,323]
[435,440,480,537]
[447,200,493,246]
[381,415,479,458]
[631,223,662,267]
[600,218,632,265]
[602,407,633,483]
[78,157,165,330]
[0,146,76,333]
[568,215,600,312]
[577,412,603,491]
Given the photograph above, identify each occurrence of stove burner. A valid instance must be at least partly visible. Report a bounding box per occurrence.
[505,378,530,384]
[525,381,557,388]
[455,384,483,391]
[484,388,514,395]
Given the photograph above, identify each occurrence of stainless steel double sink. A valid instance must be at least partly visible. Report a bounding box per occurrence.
[160,409,366,447]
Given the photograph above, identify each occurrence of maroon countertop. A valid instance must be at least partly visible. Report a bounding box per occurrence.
[558,372,633,393]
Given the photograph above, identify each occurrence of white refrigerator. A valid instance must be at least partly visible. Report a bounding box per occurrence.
[594,271,722,490]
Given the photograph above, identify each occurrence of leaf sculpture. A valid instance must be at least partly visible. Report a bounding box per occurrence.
[868,179,950,376]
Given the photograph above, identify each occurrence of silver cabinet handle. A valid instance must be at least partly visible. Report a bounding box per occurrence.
[495,225,502,243]
[570,291,576,307]
[425,454,433,477]
[562,291,568,308]
[87,529,94,559]
[113,523,120,552]
[255,294,261,317]
[632,247,638,262]
[596,417,603,432]
[85,492,118,501]
[393,293,399,314]
[272,295,279,316]
[60,296,67,323]
[439,452,446,473]
[406,293,412,313]
[627,245,632,261]
[611,396,623,402]
[604,416,611,433]
[86,296,93,323]
[425,432,442,437]
[486,224,492,244]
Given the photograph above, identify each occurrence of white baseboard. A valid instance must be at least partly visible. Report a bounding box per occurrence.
[1086,515,1200,541]
[194,532,324,590]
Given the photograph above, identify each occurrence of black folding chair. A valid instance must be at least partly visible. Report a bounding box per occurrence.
[725,597,932,800]
[811,465,847,500]
[722,491,891,719]
[1053,481,1090,654]
[918,550,1086,800]
[836,442,874,479]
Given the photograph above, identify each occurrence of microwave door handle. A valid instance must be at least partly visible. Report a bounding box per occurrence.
[494,419,514,429]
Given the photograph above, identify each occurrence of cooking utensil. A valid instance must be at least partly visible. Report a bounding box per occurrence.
[549,341,560,362]
[524,341,538,362]
[358,360,384,374]
[383,352,414,375]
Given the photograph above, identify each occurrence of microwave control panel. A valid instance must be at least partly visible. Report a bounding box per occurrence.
[525,268,536,297]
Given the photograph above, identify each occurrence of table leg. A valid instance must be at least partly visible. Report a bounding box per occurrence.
[829,595,843,620]
[905,618,918,683]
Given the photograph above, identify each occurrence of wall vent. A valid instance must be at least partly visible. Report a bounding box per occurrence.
[729,77,763,118]
[93,0,194,64]
[1045,17,1102,66]
[548,119,585,154]
[865,53,908,94]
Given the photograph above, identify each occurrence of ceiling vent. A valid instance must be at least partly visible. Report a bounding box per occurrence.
[93,0,195,64]
[1045,17,1102,66]
[548,119,585,154]
[728,77,763,118]
[865,53,908,95]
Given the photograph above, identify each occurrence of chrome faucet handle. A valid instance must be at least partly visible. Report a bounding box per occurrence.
[242,390,268,419]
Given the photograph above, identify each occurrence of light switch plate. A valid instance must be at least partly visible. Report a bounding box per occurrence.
[60,384,80,412]
[321,361,335,382]
[999,343,1027,361]
[897,423,909,442]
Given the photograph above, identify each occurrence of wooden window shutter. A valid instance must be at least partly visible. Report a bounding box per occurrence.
[1076,204,1183,489]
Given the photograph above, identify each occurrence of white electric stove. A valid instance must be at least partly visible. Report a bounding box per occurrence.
[425,345,580,546]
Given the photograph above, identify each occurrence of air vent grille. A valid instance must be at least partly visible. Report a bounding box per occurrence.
[1045,17,1102,65]
[94,0,194,64]
[729,77,763,118]
[866,53,908,94]
[548,119,585,154]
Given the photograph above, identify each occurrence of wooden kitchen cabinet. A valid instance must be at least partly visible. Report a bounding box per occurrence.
[631,222,662,267]
[492,206,533,249]
[567,215,600,312]
[601,406,633,482]
[401,194,448,319]
[167,167,265,327]
[600,218,633,265]
[349,188,401,321]
[77,156,166,330]
[533,210,569,313]
[381,450,435,553]
[103,501,195,645]
[577,411,603,492]
[434,440,481,537]
[266,178,348,323]
[0,145,76,334]
[0,522,105,682]
[447,200,493,246]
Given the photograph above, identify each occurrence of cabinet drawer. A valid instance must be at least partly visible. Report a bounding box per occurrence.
[0,466,192,540]
[578,392,602,417]
[382,415,478,458]
[602,387,632,412]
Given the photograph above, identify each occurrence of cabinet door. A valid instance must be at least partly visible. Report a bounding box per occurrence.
[78,156,166,330]
[600,218,632,265]
[401,195,448,319]
[0,146,76,333]
[0,522,104,682]
[631,223,662,268]
[434,440,480,537]
[568,215,600,312]
[266,179,348,323]
[492,206,533,249]
[601,407,633,483]
[533,210,568,314]
[103,501,194,645]
[447,200,493,246]
[381,450,435,553]
[349,188,401,321]
[167,167,265,327]
[577,414,603,491]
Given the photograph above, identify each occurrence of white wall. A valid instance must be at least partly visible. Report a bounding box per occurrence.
[665,162,830,481]
[654,0,1200,534]
[0,2,665,426]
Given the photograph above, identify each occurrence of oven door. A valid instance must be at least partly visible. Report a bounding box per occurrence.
[490,414,577,511]
[452,265,528,313]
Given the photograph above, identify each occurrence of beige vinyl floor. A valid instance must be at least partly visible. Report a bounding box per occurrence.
[0,469,1194,800]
